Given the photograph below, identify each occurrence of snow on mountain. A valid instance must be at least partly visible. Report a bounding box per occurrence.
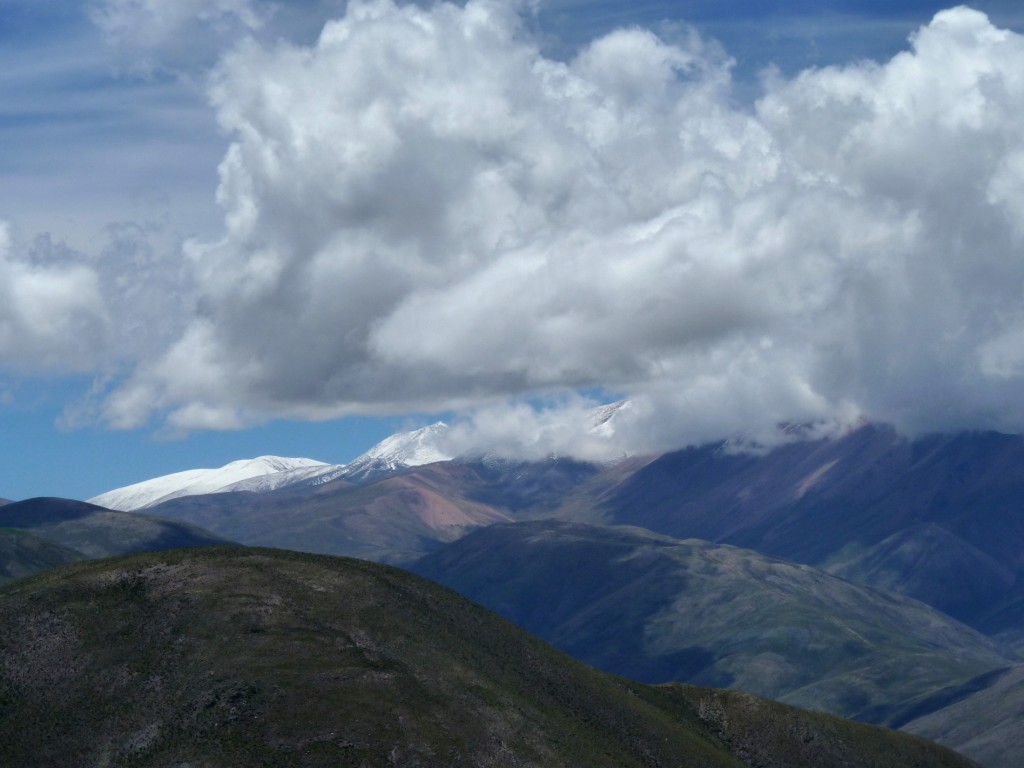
[88,456,331,511]
[358,422,451,468]
[589,400,631,438]
[219,462,347,493]
[87,425,455,511]
[87,407,628,510]
[338,423,452,482]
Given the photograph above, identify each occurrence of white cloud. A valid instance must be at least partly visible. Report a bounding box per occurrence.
[90,0,270,72]
[107,2,1024,452]
[0,223,109,371]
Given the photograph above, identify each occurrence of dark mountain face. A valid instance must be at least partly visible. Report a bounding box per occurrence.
[0,528,85,584]
[828,524,1017,626]
[0,497,232,558]
[584,425,1024,628]
[411,521,1013,725]
[897,664,1024,768]
[0,547,979,768]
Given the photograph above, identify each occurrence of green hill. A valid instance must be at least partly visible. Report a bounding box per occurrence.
[0,547,977,768]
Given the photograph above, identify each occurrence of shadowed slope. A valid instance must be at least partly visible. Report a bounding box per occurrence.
[828,524,1016,625]
[0,497,232,558]
[902,665,1024,768]
[0,528,85,584]
[0,547,977,768]
[412,521,1012,725]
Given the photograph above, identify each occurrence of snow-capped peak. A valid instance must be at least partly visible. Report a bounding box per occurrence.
[88,456,330,511]
[357,422,452,468]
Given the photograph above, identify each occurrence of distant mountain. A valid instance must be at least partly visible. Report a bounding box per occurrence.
[828,524,1016,628]
[339,421,452,482]
[0,546,978,768]
[0,498,232,558]
[145,467,513,564]
[87,401,635,512]
[88,423,456,512]
[579,424,1024,634]
[144,457,608,563]
[81,419,1024,641]
[88,456,333,511]
[0,528,85,584]
[412,521,1013,727]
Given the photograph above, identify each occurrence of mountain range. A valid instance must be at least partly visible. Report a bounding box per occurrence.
[5,415,1024,765]
[88,422,1024,641]
[87,422,454,511]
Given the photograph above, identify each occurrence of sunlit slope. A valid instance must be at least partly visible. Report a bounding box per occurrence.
[0,547,977,768]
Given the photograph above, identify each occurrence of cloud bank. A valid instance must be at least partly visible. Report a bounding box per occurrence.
[104,1,1024,455]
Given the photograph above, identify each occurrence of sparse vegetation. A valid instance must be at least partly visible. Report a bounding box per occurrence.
[0,547,981,767]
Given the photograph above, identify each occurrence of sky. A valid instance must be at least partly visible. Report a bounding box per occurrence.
[3,0,1024,501]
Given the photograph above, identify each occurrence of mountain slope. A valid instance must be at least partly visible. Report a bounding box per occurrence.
[582,425,1024,632]
[0,528,86,584]
[0,546,978,768]
[412,521,1013,726]
[146,471,512,563]
[143,456,616,564]
[0,498,232,558]
[594,424,1024,560]
[827,524,1016,625]
[899,664,1024,768]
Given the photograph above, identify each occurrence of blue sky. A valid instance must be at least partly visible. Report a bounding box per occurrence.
[3,0,1024,501]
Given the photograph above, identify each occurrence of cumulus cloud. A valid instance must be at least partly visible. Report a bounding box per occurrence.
[107,1,1024,454]
[0,223,109,371]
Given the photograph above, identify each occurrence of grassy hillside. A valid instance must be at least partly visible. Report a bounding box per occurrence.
[0,547,978,768]
[412,521,1012,725]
